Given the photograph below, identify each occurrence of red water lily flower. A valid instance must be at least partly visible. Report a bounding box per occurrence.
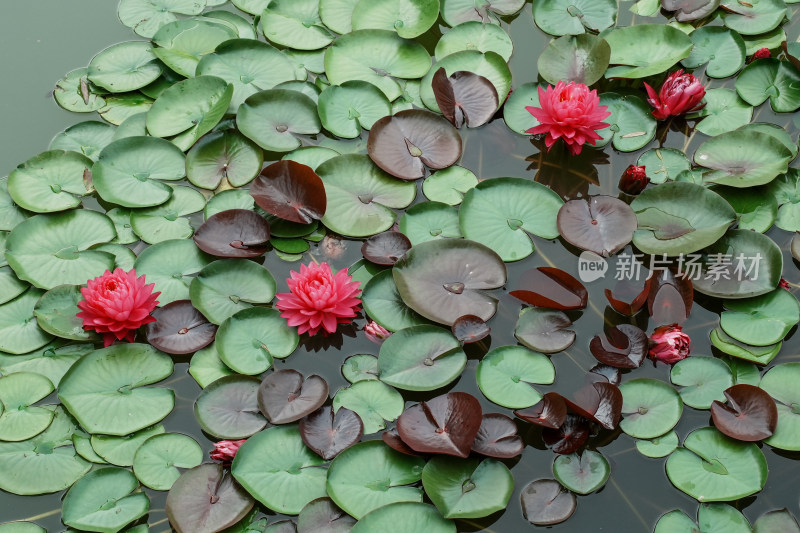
[649,324,691,364]
[644,70,706,120]
[525,81,611,156]
[364,320,392,344]
[76,268,160,347]
[275,262,361,336]
[619,165,650,195]
[752,48,771,60]
[210,439,246,463]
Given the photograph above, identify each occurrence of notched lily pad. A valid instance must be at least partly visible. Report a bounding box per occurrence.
[515,308,576,354]
[590,324,647,368]
[250,161,327,224]
[432,68,499,128]
[511,267,588,311]
[193,209,271,258]
[557,196,636,257]
[299,406,363,460]
[361,231,412,265]
[396,392,483,457]
[520,479,577,526]
[257,369,329,425]
[711,384,778,442]
[145,300,217,355]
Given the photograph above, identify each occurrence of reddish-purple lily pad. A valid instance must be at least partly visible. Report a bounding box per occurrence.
[471,413,524,458]
[588,364,621,386]
[297,497,357,533]
[368,109,462,181]
[146,300,217,355]
[557,196,637,257]
[396,392,482,457]
[520,479,577,526]
[589,324,647,369]
[564,382,623,431]
[361,231,412,266]
[381,428,424,457]
[604,279,649,316]
[663,0,720,21]
[515,392,568,429]
[250,160,326,224]
[646,268,693,325]
[711,384,778,442]
[511,267,588,311]
[166,463,254,533]
[257,369,329,425]
[193,209,270,258]
[299,406,363,461]
[452,315,491,343]
[431,68,499,128]
[542,414,590,455]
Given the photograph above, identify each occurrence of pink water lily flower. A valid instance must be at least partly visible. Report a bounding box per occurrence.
[210,439,246,463]
[644,70,706,120]
[364,320,392,344]
[649,324,691,364]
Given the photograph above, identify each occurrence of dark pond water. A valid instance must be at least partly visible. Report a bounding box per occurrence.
[2,1,800,532]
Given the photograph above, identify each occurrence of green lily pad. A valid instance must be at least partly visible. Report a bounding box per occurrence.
[671,356,734,409]
[216,308,299,375]
[690,89,753,137]
[99,93,154,125]
[515,307,576,353]
[760,363,800,451]
[342,354,379,384]
[435,21,513,61]
[118,0,206,38]
[0,523,45,532]
[88,41,162,93]
[327,440,424,519]
[319,0,359,33]
[736,58,800,113]
[351,502,455,533]
[351,0,438,38]
[619,378,683,439]
[62,467,149,533]
[361,269,429,332]
[720,289,799,346]
[33,285,95,341]
[133,433,203,490]
[533,0,616,36]
[317,81,391,139]
[682,26,745,78]
[502,82,546,134]
[237,89,321,152]
[593,92,656,152]
[283,146,340,171]
[146,75,233,151]
[133,239,214,306]
[399,201,462,246]
[666,426,768,501]
[205,189,254,219]
[332,380,404,434]
[743,27,786,55]
[325,30,431,101]
[630,181,736,256]
[113,112,148,140]
[710,327,782,366]
[696,129,792,187]
[59,343,174,436]
[8,150,92,213]
[422,456,513,518]
[189,343,234,388]
[0,266,27,306]
[422,166,478,206]
[0,177,29,231]
[721,0,787,35]
[636,430,679,458]
[0,290,52,355]
[768,169,800,231]
[552,451,610,495]
[129,185,205,244]
[93,136,186,208]
[318,154,416,237]
[194,375,266,439]
[152,19,237,77]
[745,122,798,157]
[0,342,90,387]
[0,372,54,442]
[0,406,90,495]
[655,504,752,533]
[476,346,555,409]
[637,148,691,185]
[190,259,276,325]
[459,177,564,261]
[754,509,800,533]
[420,51,511,113]
[378,325,466,391]
[49,121,116,162]
[231,0,269,15]
[233,425,328,515]
[538,34,611,86]
[53,68,106,113]
[604,24,693,78]
[261,0,333,50]
[73,432,108,464]
[203,9,258,39]
[441,0,524,25]
[186,130,264,189]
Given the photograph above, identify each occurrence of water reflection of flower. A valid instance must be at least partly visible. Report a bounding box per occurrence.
[526,137,609,201]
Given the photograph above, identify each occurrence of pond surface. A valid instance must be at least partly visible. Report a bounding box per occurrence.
[2,1,800,532]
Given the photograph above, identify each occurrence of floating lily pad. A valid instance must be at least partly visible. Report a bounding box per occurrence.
[720,289,799,346]
[341,354,379,384]
[477,346,555,409]
[8,150,92,213]
[754,509,800,533]
[422,166,477,206]
[589,324,648,368]
[711,384,777,442]
[258,370,328,425]
[145,300,217,355]
[193,209,270,258]
[397,392,482,457]
[62,467,149,533]
[237,89,321,152]
[538,34,611,85]
[420,51,511,114]
[760,363,800,451]
[118,0,206,38]
[318,81,391,139]
[557,196,636,257]
[186,130,264,189]
[619,379,683,439]
[637,148,691,185]
[195,375,266,439]
[533,0,616,36]
[332,380,404,434]
[0,372,54,442]
[552,450,610,495]
[261,0,333,50]
[33,285,95,341]
[133,433,203,491]
[721,0,787,35]
[520,479,576,526]
[471,413,523,458]
[434,21,514,61]
[515,308,576,353]
[300,406,363,461]
[666,426,768,501]
[690,89,754,137]
[130,185,205,244]
[188,343,234,388]
[671,356,734,409]
[133,239,214,306]
[398,202,462,246]
[361,269,429,331]
[593,92,656,152]
[696,129,792,187]
[152,19,236,77]
[351,0,438,38]
[432,69,499,128]
[423,456,513,519]
[251,161,326,224]
[326,440,424,519]
[53,67,106,113]
[378,325,466,391]
[682,26,745,78]
[710,327,782,366]
[352,502,455,533]
[217,308,299,375]
[59,343,174,436]
[736,58,800,113]
[0,290,52,355]
[88,41,162,93]
[605,24,693,77]
[361,232,411,266]
[189,259,276,325]
[636,430,680,458]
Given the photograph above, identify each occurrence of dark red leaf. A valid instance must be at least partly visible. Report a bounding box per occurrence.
[646,268,693,326]
[452,314,491,343]
[257,369,329,425]
[296,497,356,533]
[542,414,590,454]
[145,300,217,355]
[396,392,482,457]
[511,267,588,310]
[515,392,568,429]
[299,406,363,460]
[604,279,649,316]
[250,160,326,224]
[368,109,462,180]
[520,479,577,526]
[381,428,424,457]
[588,364,621,386]
[589,324,648,369]
[471,413,523,458]
[557,196,637,257]
[564,382,623,430]
[711,384,778,442]
[360,231,411,265]
[432,68,499,129]
[193,209,270,258]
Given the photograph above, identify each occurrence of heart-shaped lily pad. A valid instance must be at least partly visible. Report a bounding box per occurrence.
[422,456,513,519]
[185,130,264,189]
[396,392,482,457]
[515,308,576,354]
[435,21,514,61]
[471,413,524,458]
[720,289,799,346]
[695,128,793,187]
[133,239,214,306]
[258,369,329,424]
[361,231,412,266]
[538,34,611,86]
[452,315,490,343]
[671,356,734,410]
[318,81,392,138]
[431,68,499,128]
[189,259,276,326]
[145,300,217,355]
[378,325,466,391]
[8,150,92,214]
[520,479,576,526]
[557,196,636,257]
[132,433,203,491]
[476,345,555,409]
[194,375,266,439]
[711,384,778,442]
[193,209,271,258]
[589,324,648,368]
[361,269,429,332]
[399,201,462,246]
[299,406,363,461]
[721,0,788,36]
[604,24,693,78]
[760,363,800,451]
[62,467,149,533]
[332,380,404,435]
[216,307,299,375]
[351,0,439,38]
[296,497,357,533]
[619,378,683,439]
[237,89,321,152]
[552,450,610,495]
[250,161,326,224]
[0,372,55,442]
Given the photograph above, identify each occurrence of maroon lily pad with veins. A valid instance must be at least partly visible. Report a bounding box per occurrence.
[515,392,568,429]
[367,109,462,180]
[360,231,412,266]
[431,68,499,128]
[588,364,621,386]
[557,196,637,257]
[710,384,778,442]
[520,479,577,526]
[564,382,623,431]
[257,369,329,425]
[193,209,270,258]
[542,414,590,454]
[396,392,482,457]
[471,413,524,458]
[511,267,588,310]
[145,300,217,355]
[646,268,693,325]
[382,428,425,457]
[589,324,648,369]
[452,314,491,344]
[604,278,649,316]
[250,160,327,224]
[299,406,363,460]
[295,498,356,533]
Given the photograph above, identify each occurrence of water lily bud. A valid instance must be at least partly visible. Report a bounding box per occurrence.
[619,165,650,195]
[364,320,392,344]
[210,439,246,463]
[752,48,771,60]
[643,70,706,120]
[649,324,690,364]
